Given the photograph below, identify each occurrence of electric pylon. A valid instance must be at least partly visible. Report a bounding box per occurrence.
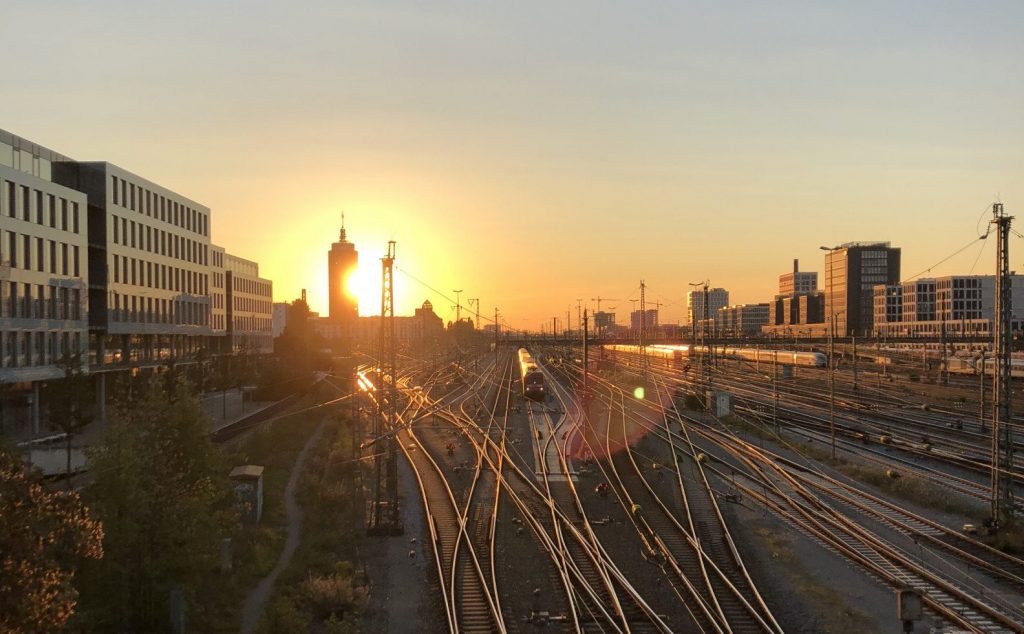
[369,240,402,535]
[991,203,1014,526]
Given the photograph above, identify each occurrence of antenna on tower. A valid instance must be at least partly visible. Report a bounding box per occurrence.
[340,211,347,241]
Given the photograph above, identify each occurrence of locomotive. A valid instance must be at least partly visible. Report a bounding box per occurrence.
[518,348,546,400]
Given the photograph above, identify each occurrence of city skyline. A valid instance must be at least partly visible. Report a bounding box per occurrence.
[4,2,1021,328]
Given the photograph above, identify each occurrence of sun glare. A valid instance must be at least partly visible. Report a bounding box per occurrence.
[346,265,381,315]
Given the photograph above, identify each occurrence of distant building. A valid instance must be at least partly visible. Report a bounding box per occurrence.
[901,279,936,323]
[874,275,1024,337]
[338,300,444,348]
[327,223,358,323]
[687,288,728,326]
[823,242,901,336]
[766,259,822,334]
[594,311,616,330]
[873,285,902,330]
[629,309,659,334]
[716,303,769,336]
[271,302,289,338]
[778,259,817,296]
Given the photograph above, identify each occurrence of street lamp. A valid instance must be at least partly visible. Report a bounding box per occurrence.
[820,245,841,460]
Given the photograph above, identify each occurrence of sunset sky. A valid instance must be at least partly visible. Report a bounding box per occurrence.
[5,1,1023,330]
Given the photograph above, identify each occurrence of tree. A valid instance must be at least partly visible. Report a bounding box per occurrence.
[47,351,94,489]
[275,298,327,378]
[0,444,103,631]
[78,377,237,631]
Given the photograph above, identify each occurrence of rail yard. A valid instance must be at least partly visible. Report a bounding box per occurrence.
[352,343,1024,634]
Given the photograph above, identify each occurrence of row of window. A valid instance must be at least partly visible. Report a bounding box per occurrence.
[2,231,81,277]
[232,295,271,314]
[110,175,208,238]
[0,142,54,181]
[232,316,272,333]
[111,254,208,296]
[0,282,83,321]
[3,181,81,233]
[111,214,208,266]
[231,276,271,298]
[110,293,209,327]
[0,330,83,370]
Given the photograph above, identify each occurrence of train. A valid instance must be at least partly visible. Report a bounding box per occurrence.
[603,344,827,368]
[518,348,546,400]
[945,355,1024,378]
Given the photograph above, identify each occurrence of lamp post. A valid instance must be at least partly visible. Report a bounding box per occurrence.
[820,245,840,460]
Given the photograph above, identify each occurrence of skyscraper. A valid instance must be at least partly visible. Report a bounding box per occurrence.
[328,222,358,323]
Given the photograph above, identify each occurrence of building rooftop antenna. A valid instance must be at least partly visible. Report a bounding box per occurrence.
[340,211,347,242]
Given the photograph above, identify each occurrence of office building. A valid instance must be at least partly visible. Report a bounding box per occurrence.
[778,259,817,296]
[53,160,214,365]
[716,303,769,336]
[823,242,901,336]
[630,309,659,334]
[901,279,936,323]
[0,130,89,383]
[327,223,358,323]
[687,288,728,326]
[874,275,1024,337]
[225,253,273,354]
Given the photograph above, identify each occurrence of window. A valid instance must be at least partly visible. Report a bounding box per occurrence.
[22,235,30,269]
[112,176,119,205]
[48,195,56,227]
[61,243,68,275]
[48,241,56,274]
[35,238,43,272]
[72,203,79,233]
[73,246,80,277]
[61,199,68,230]
[35,190,43,224]
[21,185,30,221]
[5,182,14,218]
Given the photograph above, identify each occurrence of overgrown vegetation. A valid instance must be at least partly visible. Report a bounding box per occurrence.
[258,415,366,633]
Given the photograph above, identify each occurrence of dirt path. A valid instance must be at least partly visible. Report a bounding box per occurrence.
[239,421,325,634]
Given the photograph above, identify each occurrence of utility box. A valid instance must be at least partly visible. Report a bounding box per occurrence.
[230,465,265,524]
[780,365,794,379]
[707,391,733,417]
[897,587,922,633]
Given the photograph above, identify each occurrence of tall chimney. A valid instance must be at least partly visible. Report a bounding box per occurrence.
[793,258,799,273]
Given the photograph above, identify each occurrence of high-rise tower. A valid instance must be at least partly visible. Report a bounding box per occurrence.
[328,219,359,323]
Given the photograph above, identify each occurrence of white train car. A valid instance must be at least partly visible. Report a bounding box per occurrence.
[602,344,826,368]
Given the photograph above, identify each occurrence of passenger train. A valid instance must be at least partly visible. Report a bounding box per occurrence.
[604,344,827,368]
[945,355,1024,378]
[518,348,546,400]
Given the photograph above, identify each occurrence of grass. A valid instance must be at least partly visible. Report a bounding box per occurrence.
[191,400,325,632]
[256,415,366,633]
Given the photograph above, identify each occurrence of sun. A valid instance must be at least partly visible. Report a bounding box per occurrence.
[345,265,381,315]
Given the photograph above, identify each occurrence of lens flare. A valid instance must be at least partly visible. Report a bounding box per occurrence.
[633,386,645,400]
